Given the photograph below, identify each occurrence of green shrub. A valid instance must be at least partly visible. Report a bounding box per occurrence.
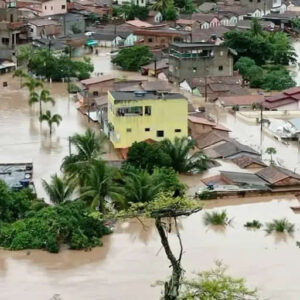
[46,235,59,253]
[244,220,262,229]
[265,218,294,234]
[203,210,231,226]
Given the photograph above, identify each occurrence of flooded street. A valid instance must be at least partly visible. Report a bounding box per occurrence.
[1,198,300,299]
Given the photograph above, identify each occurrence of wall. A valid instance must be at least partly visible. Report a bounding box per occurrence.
[139,35,175,49]
[86,80,115,97]
[40,0,67,16]
[107,93,188,148]
[188,120,214,137]
[124,34,137,46]
[169,46,233,83]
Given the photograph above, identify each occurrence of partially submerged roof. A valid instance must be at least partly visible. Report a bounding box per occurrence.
[195,131,231,149]
[221,171,269,186]
[217,95,264,106]
[126,20,153,28]
[110,91,186,101]
[256,166,300,185]
[232,155,267,169]
[204,140,259,159]
[140,58,169,70]
[28,18,59,27]
[80,75,115,86]
[263,87,300,109]
[142,80,172,92]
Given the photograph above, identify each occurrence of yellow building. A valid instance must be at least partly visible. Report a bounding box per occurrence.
[107,90,188,149]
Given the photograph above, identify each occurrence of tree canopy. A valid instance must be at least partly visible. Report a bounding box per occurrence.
[112,46,153,71]
[115,4,149,20]
[225,19,297,66]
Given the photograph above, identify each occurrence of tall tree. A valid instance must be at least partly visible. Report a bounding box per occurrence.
[160,137,209,173]
[80,160,123,212]
[22,76,43,92]
[61,129,106,183]
[39,110,62,136]
[265,147,277,164]
[29,89,55,117]
[42,174,75,204]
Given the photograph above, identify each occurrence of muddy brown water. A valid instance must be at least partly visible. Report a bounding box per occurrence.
[1,50,300,299]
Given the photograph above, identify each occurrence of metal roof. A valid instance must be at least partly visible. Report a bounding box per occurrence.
[110,91,186,101]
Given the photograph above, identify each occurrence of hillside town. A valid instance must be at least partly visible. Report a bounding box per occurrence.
[0,0,300,299]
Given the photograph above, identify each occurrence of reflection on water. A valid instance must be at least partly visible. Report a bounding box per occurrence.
[1,199,300,299]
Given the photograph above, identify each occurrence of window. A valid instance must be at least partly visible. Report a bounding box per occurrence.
[62,5,66,9]
[145,128,150,132]
[10,14,13,23]
[93,91,99,96]
[193,67,197,73]
[219,65,223,71]
[145,106,151,115]
[126,128,132,132]
[148,38,153,43]
[157,130,164,137]
[117,106,143,116]
[258,0,261,2]
[44,5,47,9]
[1,37,9,45]
[51,6,53,10]
[249,0,253,2]
[175,129,181,133]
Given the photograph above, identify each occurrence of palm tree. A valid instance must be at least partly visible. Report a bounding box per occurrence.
[13,68,28,88]
[39,110,62,136]
[152,0,172,12]
[42,174,76,204]
[29,89,55,116]
[160,137,209,174]
[265,147,277,164]
[80,160,123,212]
[61,129,106,182]
[22,76,43,92]
[123,170,163,205]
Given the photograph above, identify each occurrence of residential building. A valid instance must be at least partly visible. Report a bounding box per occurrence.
[28,18,62,39]
[146,11,163,24]
[231,155,267,169]
[77,75,115,106]
[188,115,230,138]
[18,0,67,16]
[135,29,190,49]
[91,33,124,47]
[106,90,188,150]
[168,42,235,83]
[116,0,148,7]
[240,0,286,15]
[215,94,264,109]
[140,58,169,76]
[262,87,300,110]
[0,2,27,60]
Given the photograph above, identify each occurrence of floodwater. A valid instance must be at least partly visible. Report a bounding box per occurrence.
[1,48,300,299]
[1,197,300,299]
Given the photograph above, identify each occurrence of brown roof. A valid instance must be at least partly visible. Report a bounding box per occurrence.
[217,95,264,106]
[142,80,172,92]
[126,20,153,28]
[256,166,300,185]
[176,19,196,25]
[188,116,215,126]
[191,13,219,23]
[134,29,189,37]
[232,155,267,169]
[195,131,231,149]
[80,75,115,86]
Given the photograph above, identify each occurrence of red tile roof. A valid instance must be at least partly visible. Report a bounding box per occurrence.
[217,95,264,106]
[263,87,300,109]
[80,75,115,86]
[188,116,230,131]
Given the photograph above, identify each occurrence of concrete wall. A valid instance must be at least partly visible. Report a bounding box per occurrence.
[169,46,233,83]
[40,0,67,16]
[86,80,115,97]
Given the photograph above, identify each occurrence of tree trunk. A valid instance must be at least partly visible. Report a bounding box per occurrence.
[39,98,42,117]
[49,123,52,136]
[155,217,183,299]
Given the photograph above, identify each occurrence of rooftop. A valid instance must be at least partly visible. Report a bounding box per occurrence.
[110,91,186,101]
[217,94,264,106]
[232,155,267,169]
[221,171,269,186]
[80,75,115,86]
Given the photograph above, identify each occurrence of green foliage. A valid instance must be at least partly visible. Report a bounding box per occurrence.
[39,110,62,135]
[72,24,82,34]
[67,82,81,93]
[235,56,295,91]
[179,262,258,299]
[225,19,297,66]
[42,174,76,205]
[265,218,294,234]
[291,17,300,29]
[160,137,209,174]
[244,220,262,229]
[117,4,149,20]
[62,129,106,183]
[0,180,45,223]
[179,0,195,14]
[112,46,153,71]
[152,0,172,12]
[87,12,99,23]
[0,200,111,253]
[265,147,276,164]
[17,44,34,65]
[203,210,231,226]
[162,4,177,20]
[125,141,171,172]
[27,49,93,81]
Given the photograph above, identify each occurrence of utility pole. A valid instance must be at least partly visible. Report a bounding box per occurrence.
[154,57,157,78]
[260,103,263,156]
[68,136,71,155]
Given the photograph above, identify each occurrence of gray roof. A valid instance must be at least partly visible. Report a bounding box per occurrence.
[289,118,300,131]
[110,91,186,101]
[92,33,123,41]
[0,163,33,190]
[221,171,269,187]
